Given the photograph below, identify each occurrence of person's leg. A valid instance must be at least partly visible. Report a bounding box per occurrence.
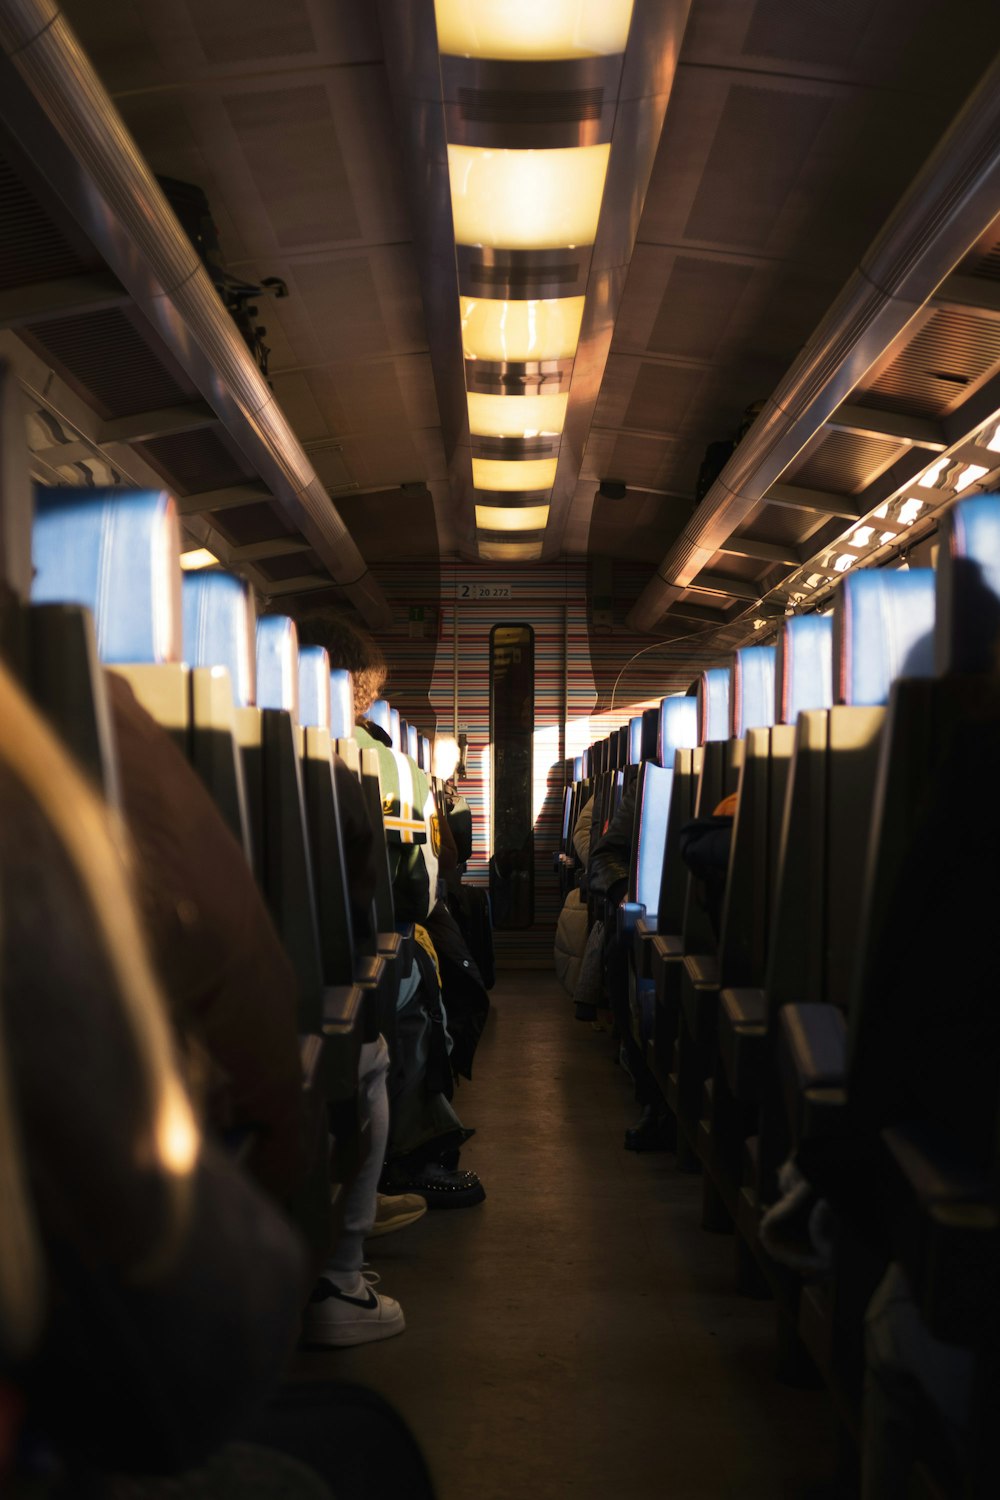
[303,1039,405,1347]
[326,1037,390,1276]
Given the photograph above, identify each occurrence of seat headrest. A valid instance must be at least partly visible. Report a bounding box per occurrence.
[640,707,659,762]
[369,698,392,737]
[421,735,431,772]
[697,668,730,743]
[32,487,181,664]
[256,615,300,716]
[182,570,257,706]
[833,568,935,706]
[406,722,419,761]
[657,696,698,767]
[775,615,833,723]
[628,716,643,765]
[330,669,356,740]
[731,645,776,736]
[298,644,331,729]
[935,494,1000,675]
[389,708,402,752]
[573,754,584,781]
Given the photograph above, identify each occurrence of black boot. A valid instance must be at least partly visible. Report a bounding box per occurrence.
[624,1103,669,1152]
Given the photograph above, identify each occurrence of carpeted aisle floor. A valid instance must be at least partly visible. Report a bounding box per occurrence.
[292,969,839,1500]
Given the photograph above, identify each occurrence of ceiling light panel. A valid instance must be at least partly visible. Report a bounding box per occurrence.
[476,503,550,531]
[449,144,610,249]
[460,295,586,362]
[472,456,558,491]
[468,392,568,437]
[478,539,545,561]
[435,0,634,60]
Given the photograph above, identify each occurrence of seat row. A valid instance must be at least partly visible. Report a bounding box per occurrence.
[22,484,431,1263]
[561,493,1000,1494]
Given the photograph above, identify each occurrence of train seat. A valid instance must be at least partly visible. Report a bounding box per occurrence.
[768,569,936,1157]
[775,614,833,724]
[631,697,698,978]
[390,707,402,752]
[298,645,331,732]
[719,615,834,1109]
[369,697,392,739]
[800,502,1000,1345]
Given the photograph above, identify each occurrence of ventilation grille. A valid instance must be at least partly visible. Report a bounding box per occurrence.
[27,308,192,419]
[791,429,904,495]
[857,309,1000,417]
[257,549,322,583]
[139,428,249,494]
[738,501,828,547]
[0,156,96,291]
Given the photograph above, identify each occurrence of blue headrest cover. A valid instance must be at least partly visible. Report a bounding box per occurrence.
[573,755,584,781]
[389,708,402,752]
[406,723,419,760]
[33,487,181,664]
[331,669,356,740]
[256,615,300,715]
[657,696,698,768]
[775,615,833,724]
[731,645,776,736]
[298,644,330,729]
[421,735,431,772]
[697,668,730,743]
[634,762,674,917]
[182,570,256,707]
[834,569,935,706]
[628,716,643,765]
[935,494,1000,674]
[369,698,391,736]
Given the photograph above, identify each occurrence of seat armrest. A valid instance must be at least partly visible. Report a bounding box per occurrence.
[718,986,767,1101]
[776,1003,848,1144]
[881,1123,1000,1344]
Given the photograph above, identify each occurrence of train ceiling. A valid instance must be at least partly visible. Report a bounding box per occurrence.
[1,0,1000,644]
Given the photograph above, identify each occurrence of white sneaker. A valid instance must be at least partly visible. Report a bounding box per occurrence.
[368,1192,428,1238]
[302,1271,405,1348]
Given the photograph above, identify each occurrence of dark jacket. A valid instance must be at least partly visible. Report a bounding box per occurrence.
[587,783,636,900]
[108,673,302,1205]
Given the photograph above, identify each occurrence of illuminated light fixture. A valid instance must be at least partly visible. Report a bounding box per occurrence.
[806,574,822,589]
[849,526,874,548]
[476,503,550,531]
[987,426,1000,453]
[898,496,925,525]
[435,0,634,59]
[955,463,989,492]
[460,295,585,362]
[473,456,558,491]
[448,143,610,250]
[834,554,854,573]
[468,391,568,438]
[752,618,767,631]
[872,501,890,518]
[479,539,544,561]
[880,531,896,545]
[919,457,949,489]
[180,547,218,571]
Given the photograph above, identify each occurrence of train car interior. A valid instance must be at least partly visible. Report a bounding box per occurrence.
[2,1,1000,1496]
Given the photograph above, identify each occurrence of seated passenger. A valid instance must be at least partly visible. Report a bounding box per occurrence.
[106,672,412,1347]
[296,611,485,1209]
[0,659,306,1480]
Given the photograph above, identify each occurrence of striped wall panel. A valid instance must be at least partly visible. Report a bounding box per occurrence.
[368,561,727,965]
